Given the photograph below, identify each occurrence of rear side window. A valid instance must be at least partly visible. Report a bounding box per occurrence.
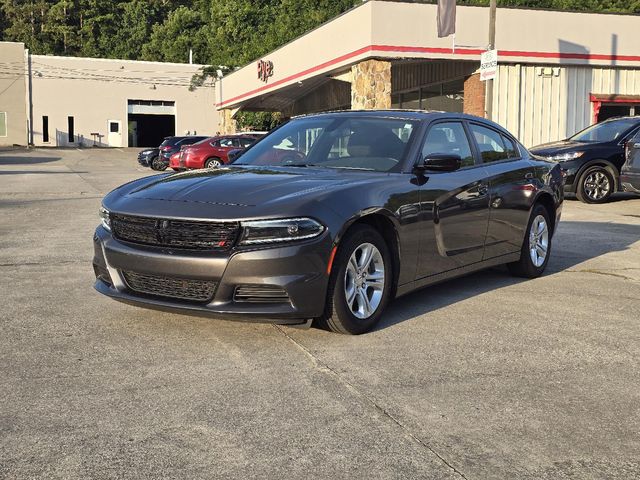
[422,122,475,168]
[502,136,520,158]
[219,138,234,147]
[470,124,510,163]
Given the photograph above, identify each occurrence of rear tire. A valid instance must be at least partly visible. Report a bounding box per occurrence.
[508,203,552,278]
[205,157,222,169]
[576,166,614,203]
[319,225,392,335]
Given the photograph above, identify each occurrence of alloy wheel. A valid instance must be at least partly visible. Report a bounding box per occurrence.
[343,242,385,319]
[529,215,549,268]
[206,159,221,169]
[583,170,611,201]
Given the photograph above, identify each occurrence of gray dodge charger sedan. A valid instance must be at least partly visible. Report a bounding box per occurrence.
[93,111,563,334]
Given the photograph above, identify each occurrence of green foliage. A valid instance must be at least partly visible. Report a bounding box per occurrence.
[3,1,638,64]
[236,111,283,131]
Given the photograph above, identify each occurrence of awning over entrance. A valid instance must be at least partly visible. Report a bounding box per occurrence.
[218,1,640,113]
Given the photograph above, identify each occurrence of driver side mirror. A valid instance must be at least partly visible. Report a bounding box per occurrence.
[417,153,462,172]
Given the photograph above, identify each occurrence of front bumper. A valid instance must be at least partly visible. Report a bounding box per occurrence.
[92,226,332,324]
[620,172,640,193]
[137,153,154,166]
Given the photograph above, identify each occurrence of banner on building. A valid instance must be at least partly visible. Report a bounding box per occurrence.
[480,49,498,81]
[437,0,456,38]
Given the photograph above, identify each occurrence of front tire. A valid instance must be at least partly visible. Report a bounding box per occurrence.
[576,166,614,203]
[508,203,552,278]
[320,225,392,335]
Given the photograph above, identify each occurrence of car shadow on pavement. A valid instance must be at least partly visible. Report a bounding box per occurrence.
[372,220,640,332]
[0,156,61,165]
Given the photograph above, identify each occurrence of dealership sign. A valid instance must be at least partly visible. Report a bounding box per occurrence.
[257,59,274,83]
[480,49,498,81]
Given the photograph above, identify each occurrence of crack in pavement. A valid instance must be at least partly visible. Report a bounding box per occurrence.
[565,269,638,282]
[273,324,469,480]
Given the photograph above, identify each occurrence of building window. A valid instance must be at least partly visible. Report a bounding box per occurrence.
[0,112,7,137]
[109,122,119,133]
[68,116,74,142]
[392,78,465,113]
[43,116,49,143]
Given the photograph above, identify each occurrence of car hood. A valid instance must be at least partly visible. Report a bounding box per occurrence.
[529,140,584,156]
[104,166,381,221]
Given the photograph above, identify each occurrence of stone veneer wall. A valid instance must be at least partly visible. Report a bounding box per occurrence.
[351,59,391,110]
[219,108,237,134]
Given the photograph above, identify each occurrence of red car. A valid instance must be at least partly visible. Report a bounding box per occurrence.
[170,134,260,171]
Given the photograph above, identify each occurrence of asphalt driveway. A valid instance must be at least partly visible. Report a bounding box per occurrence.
[1,148,639,479]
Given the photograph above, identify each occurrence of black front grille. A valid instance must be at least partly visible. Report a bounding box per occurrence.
[123,270,217,303]
[234,285,290,304]
[111,214,240,251]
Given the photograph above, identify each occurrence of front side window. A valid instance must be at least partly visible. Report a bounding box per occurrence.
[235,116,419,172]
[470,124,510,163]
[422,122,475,168]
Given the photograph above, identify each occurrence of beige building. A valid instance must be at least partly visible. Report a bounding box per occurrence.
[1,42,217,147]
[217,1,640,147]
[0,42,29,146]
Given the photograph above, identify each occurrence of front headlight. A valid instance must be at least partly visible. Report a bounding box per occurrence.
[546,151,584,162]
[99,206,111,231]
[142,150,154,155]
[239,218,324,245]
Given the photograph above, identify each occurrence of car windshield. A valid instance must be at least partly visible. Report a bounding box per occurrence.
[570,119,638,143]
[234,116,419,172]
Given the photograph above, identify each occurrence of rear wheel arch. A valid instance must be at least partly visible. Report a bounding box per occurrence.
[533,192,557,236]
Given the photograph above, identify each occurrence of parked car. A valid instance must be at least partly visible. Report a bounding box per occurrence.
[93,110,563,334]
[170,134,262,171]
[137,148,159,168]
[154,136,208,171]
[621,130,640,194]
[530,116,640,203]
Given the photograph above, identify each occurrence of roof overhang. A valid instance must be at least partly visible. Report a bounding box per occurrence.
[217,0,640,110]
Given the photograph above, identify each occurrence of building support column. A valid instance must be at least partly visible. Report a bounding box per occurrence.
[219,108,237,134]
[350,59,391,110]
[463,73,485,118]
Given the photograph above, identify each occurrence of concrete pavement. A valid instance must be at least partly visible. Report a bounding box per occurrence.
[1,148,639,479]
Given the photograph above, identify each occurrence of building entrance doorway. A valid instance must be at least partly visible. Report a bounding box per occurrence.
[127,100,176,147]
[591,95,640,123]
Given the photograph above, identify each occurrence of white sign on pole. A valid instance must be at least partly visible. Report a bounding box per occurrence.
[480,49,498,82]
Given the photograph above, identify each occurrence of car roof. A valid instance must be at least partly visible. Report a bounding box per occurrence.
[290,109,514,137]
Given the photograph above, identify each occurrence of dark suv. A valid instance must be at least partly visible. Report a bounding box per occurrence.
[621,131,640,194]
[530,117,640,203]
[153,136,208,171]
